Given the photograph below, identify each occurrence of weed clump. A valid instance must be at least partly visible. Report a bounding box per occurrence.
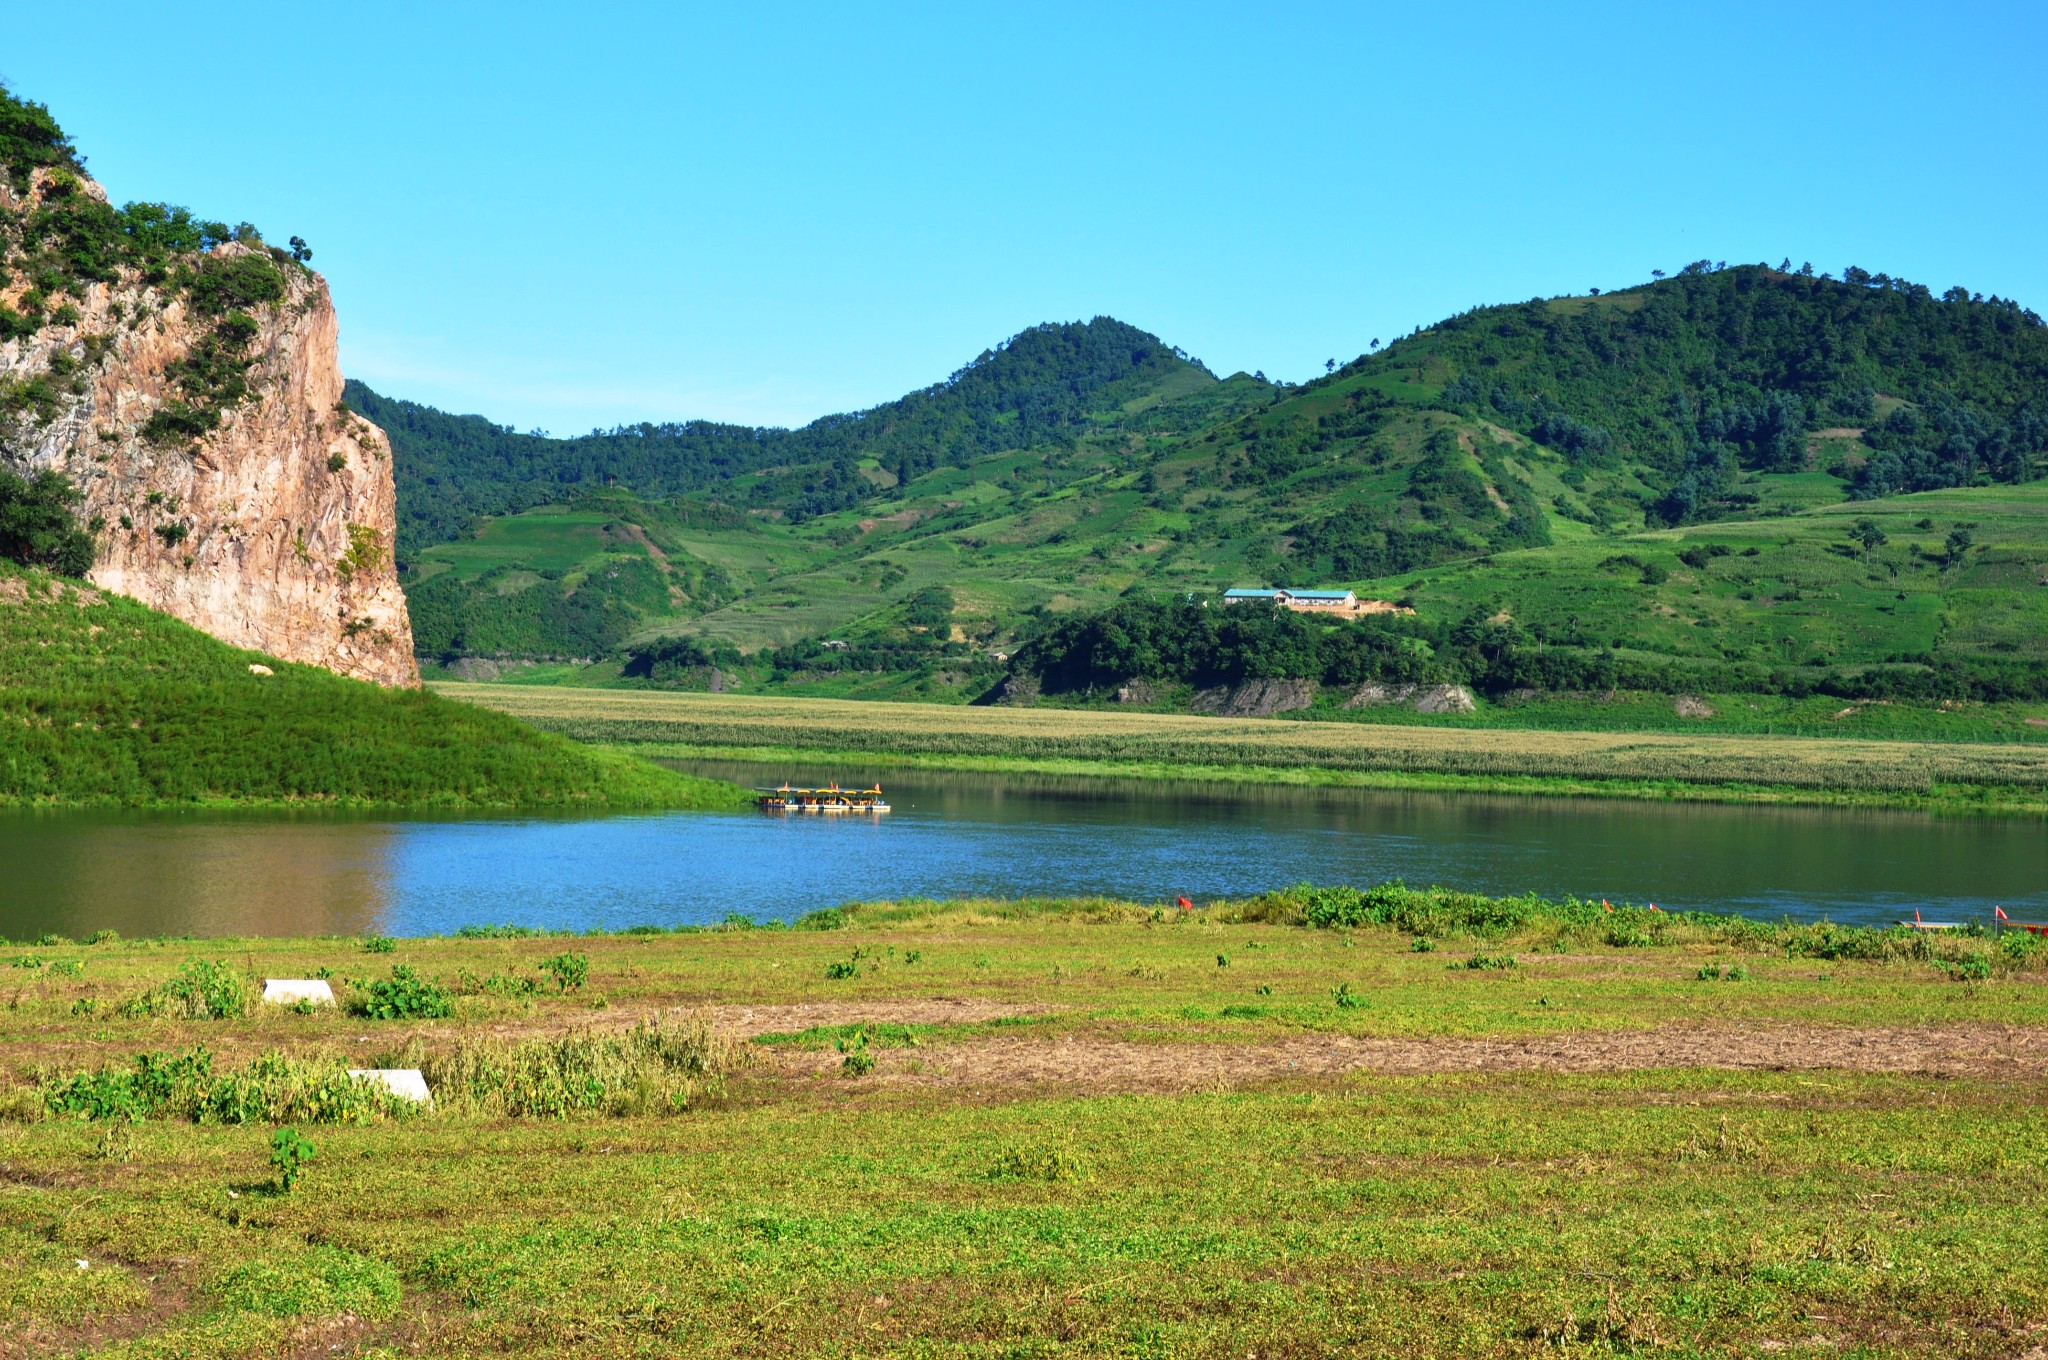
[538,952,588,992]
[118,958,250,1020]
[353,965,452,1020]
[404,1013,750,1118]
[36,1047,417,1125]
[987,1144,1086,1183]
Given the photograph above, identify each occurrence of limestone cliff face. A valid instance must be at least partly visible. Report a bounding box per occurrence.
[0,171,416,686]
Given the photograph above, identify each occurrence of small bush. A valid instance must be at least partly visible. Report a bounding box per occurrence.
[1950,954,1991,982]
[1410,936,1437,953]
[454,924,546,939]
[1331,982,1367,1009]
[1463,954,1518,971]
[837,1029,875,1076]
[824,958,858,980]
[361,935,396,954]
[538,952,588,992]
[269,1126,315,1191]
[798,907,851,931]
[353,965,452,1020]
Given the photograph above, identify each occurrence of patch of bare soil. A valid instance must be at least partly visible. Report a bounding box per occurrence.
[710,998,1051,1038]
[766,1023,2048,1092]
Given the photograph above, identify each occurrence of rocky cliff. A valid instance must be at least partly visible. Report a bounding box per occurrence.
[0,165,416,685]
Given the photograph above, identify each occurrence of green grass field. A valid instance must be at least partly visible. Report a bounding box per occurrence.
[0,562,745,811]
[436,686,2048,813]
[4,889,2045,1357]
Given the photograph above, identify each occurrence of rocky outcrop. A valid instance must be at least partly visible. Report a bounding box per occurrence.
[1674,695,1715,719]
[982,673,1041,707]
[1191,678,1318,717]
[0,171,415,685]
[1344,682,1477,714]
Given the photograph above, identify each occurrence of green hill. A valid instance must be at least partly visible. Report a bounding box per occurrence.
[0,562,745,808]
[372,265,2048,701]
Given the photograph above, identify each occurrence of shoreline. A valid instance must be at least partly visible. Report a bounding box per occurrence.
[612,741,2048,815]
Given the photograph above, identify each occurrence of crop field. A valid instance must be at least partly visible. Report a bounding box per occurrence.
[437,686,2048,810]
[4,888,2046,1358]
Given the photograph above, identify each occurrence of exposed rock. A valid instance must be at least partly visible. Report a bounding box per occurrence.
[1114,678,1161,705]
[1674,695,1715,719]
[1191,677,1318,717]
[444,657,539,683]
[0,173,414,685]
[1344,682,1477,714]
[984,673,1040,706]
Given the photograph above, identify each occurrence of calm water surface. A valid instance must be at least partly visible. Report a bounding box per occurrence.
[2,761,2042,939]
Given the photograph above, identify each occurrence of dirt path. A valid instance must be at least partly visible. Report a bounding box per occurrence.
[764,1021,2048,1091]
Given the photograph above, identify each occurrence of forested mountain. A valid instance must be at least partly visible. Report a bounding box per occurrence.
[372,263,2048,694]
[352,316,1216,562]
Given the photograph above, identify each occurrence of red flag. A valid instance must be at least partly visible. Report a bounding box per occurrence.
[1176,895,1192,911]
[1915,908,1923,924]
[1996,906,2009,921]
[1602,899,1612,913]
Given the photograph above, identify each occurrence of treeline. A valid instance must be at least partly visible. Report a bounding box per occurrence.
[354,318,1204,559]
[1012,596,2048,702]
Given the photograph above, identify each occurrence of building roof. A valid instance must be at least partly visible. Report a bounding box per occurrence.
[1223,587,1356,601]
[1281,589,1356,601]
[1223,588,1283,598]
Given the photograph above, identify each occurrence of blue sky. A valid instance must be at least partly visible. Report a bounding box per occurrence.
[10,2,2045,434]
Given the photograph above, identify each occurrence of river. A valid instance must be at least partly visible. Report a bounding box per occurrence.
[1,761,2040,940]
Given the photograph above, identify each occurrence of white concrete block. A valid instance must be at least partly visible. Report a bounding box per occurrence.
[262,979,335,1006]
[348,1068,432,1105]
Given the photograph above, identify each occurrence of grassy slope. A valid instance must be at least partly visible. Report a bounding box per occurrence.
[439,686,2048,812]
[4,896,2045,1357]
[0,563,747,810]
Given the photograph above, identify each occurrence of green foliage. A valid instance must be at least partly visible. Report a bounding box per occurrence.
[353,965,452,1021]
[352,319,1210,559]
[823,958,858,980]
[361,935,396,954]
[0,560,744,809]
[537,952,587,992]
[39,1047,416,1125]
[268,1125,315,1192]
[0,469,93,576]
[119,958,249,1020]
[836,1028,875,1076]
[1462,953,1518,971]
[1330,981,1366,1009]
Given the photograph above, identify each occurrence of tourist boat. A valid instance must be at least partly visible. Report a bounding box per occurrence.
[755,783,891,814]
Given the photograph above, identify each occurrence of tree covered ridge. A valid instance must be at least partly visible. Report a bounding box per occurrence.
[1374,263,2048,523]
[355,317,1211,561]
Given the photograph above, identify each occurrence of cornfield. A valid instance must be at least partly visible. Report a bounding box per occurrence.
[437,686,2048,795]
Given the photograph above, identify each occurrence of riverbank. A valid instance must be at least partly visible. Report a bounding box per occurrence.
[438,684,2048,814]
[4,891,2045,1357]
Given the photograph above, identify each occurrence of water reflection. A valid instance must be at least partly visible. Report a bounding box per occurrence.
[0,765,2041,940]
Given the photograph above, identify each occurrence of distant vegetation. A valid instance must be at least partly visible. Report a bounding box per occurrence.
[350,317,1212,561]
[371,262,2048,711]
[0,560,747,809]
